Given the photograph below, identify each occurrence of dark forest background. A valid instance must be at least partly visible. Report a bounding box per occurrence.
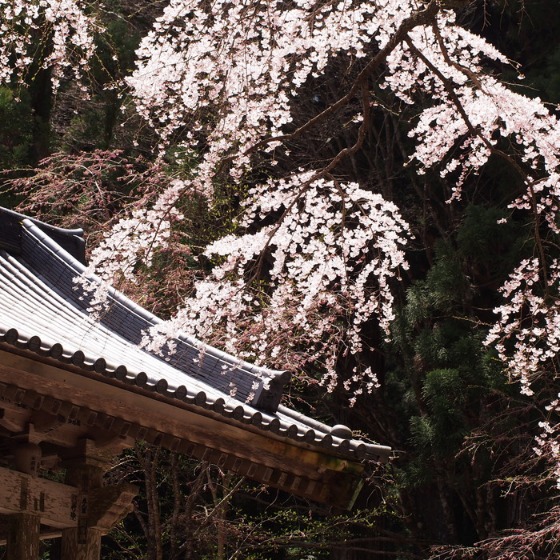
[1,1,559,558]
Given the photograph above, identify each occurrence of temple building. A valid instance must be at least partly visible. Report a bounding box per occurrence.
[0,207,391,559]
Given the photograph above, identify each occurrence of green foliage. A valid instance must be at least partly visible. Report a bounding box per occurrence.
[457,204,527,288]
[0,86,33,169]
[379,188,544,549]
[52,1,148,153]
[401,242,471,330]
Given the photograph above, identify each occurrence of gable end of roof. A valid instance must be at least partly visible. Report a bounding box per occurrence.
[0,207,85,263]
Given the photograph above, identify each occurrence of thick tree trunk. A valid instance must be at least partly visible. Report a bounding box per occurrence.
[143,448,163,560]
[29,68,52,162]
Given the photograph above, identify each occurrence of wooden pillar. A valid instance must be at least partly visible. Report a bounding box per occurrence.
[5,440,42,560]
[6,513,40,560]
[60,440,107,560]
[61,527,103,560]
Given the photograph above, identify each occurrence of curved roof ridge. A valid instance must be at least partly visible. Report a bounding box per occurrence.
[0,206,85,262]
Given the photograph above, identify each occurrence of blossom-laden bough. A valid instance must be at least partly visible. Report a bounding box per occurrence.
[53,1,558,475]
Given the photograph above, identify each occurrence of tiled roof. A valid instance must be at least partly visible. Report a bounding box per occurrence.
[0,208,391,463]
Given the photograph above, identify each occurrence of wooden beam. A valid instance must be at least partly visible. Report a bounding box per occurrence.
[60,444,110,560]
[0,400,131,453]
[0,527,62,546]
[0,465,77,529]
[0,399,135,472]
[0,404,29,433]
[0,351,363,478]
[88,485,137,530]
[0,466,137,532]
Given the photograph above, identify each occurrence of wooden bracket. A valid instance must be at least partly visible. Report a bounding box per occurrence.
[88,484,137,531]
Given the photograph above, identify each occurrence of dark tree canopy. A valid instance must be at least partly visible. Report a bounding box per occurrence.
[1,1,559,558]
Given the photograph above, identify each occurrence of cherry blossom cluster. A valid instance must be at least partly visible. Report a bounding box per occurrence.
[125,1,560,399]
[120,0,429,395]
[486,259,560,397]
[86,178,186,286]
[487,259,560,481]
[127,0,421,186]
[535,410,560,490]
[535,394,560,489]
[0,0,97,89]
[385,10,560,227]
[146,173,409,398]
